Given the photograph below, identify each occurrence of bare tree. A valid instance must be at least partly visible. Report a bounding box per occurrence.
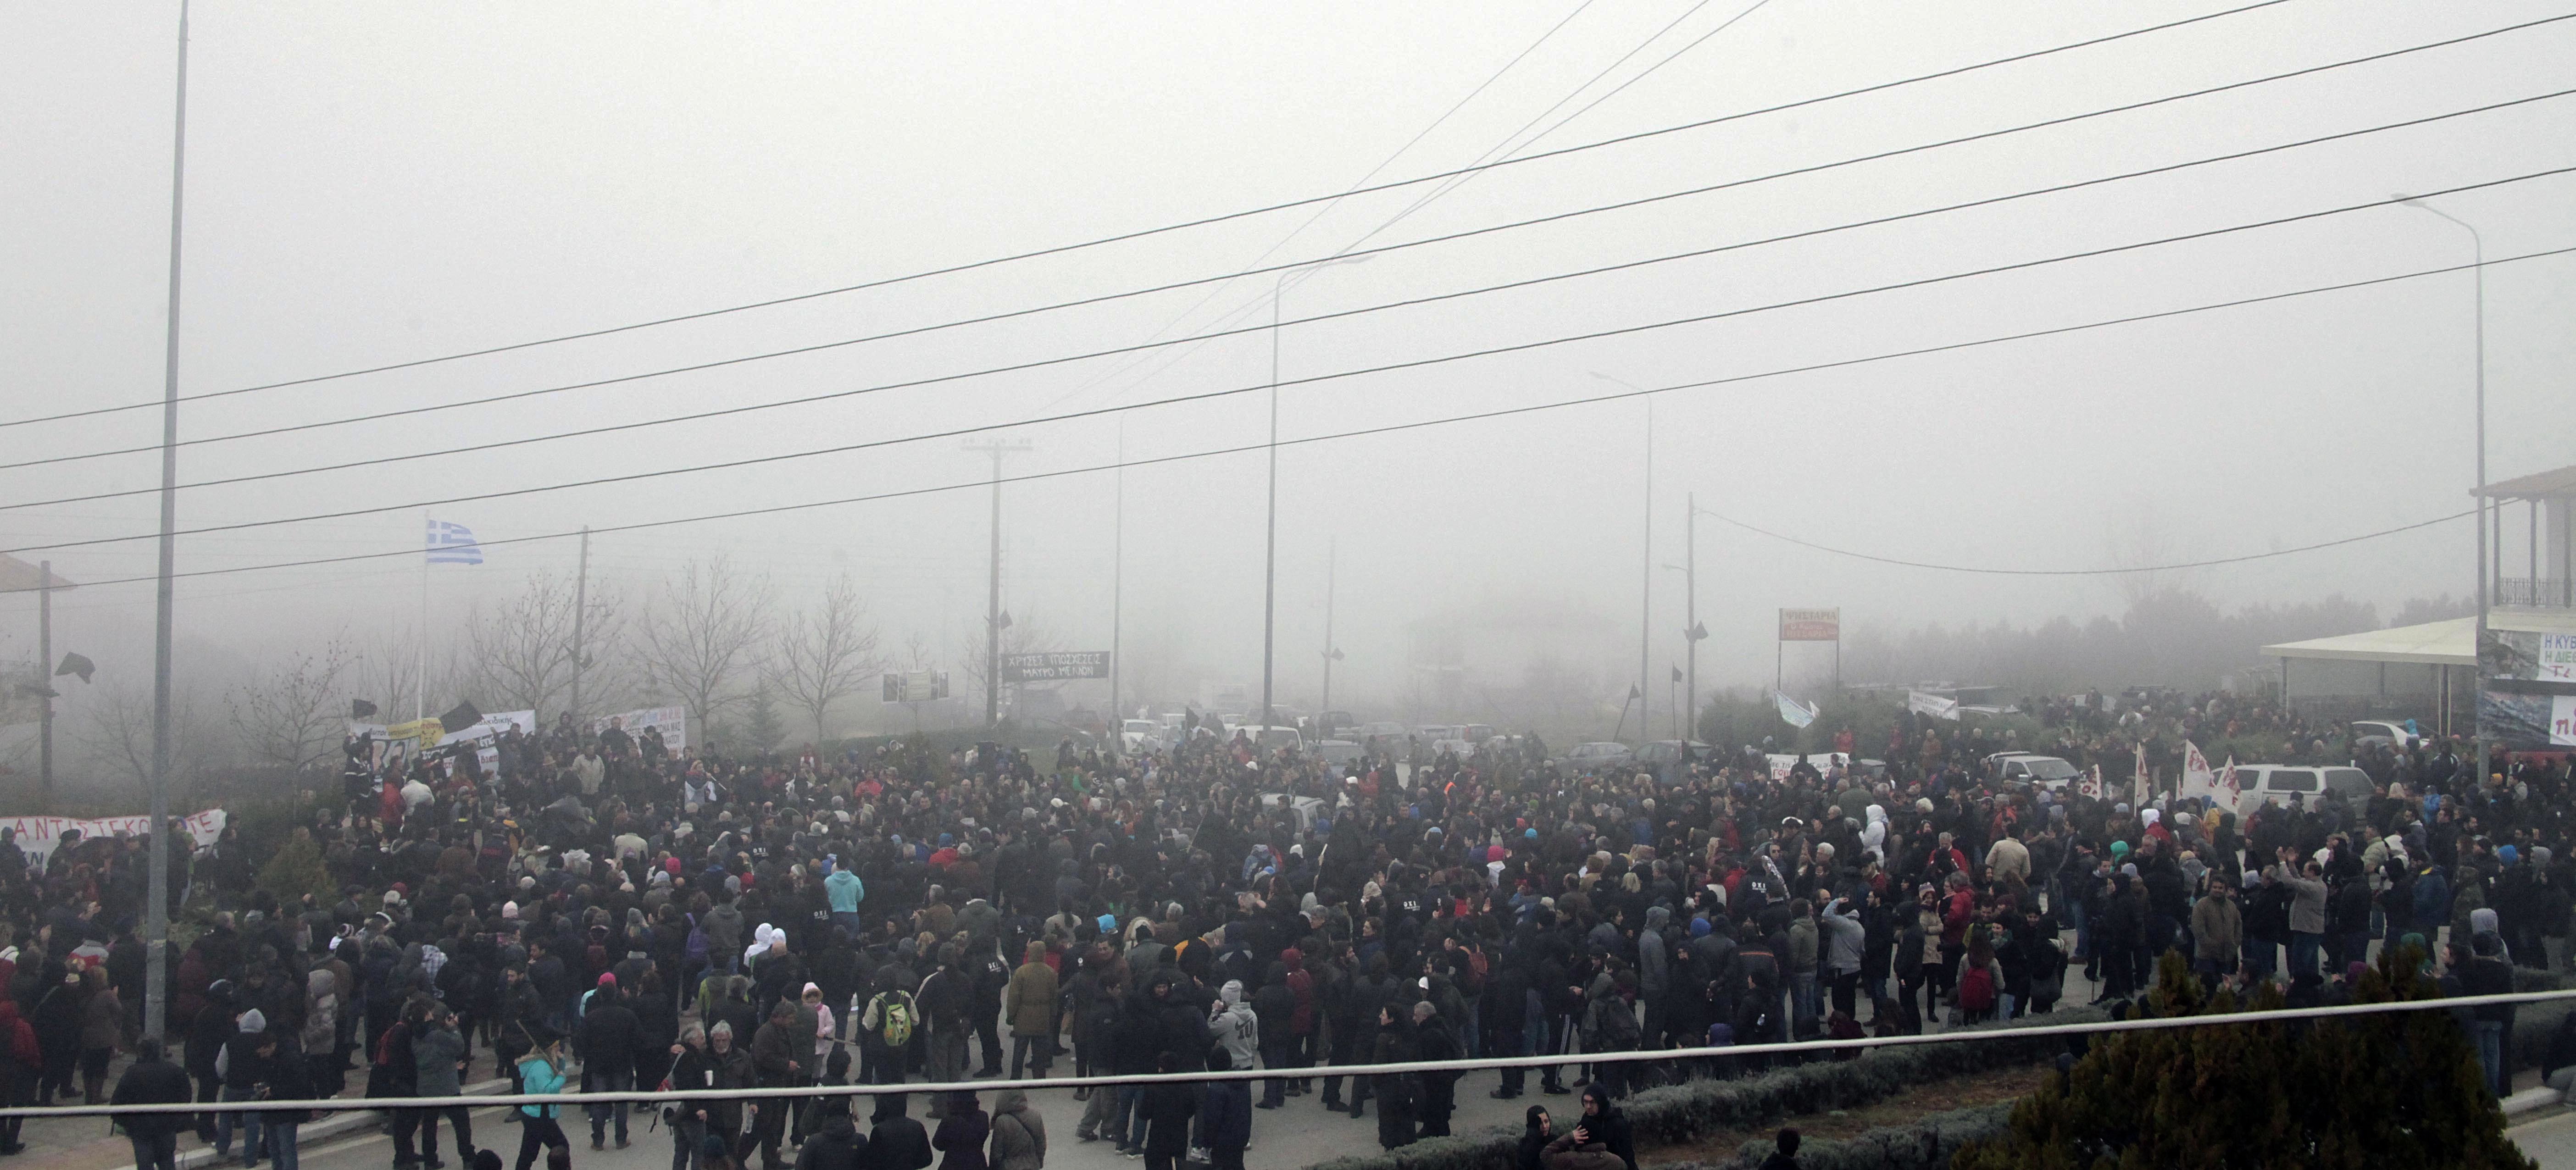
[80,681,225,801]
[633,557,773,737]
[770,573,881,745]
[461,570,632,720]
[229,637,357,776]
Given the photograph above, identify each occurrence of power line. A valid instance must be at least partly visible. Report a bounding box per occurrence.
[12,50,2563,487]
[0,0,2300,432]
[1700,507,2477,576]
[1043,0,1775,416]
[1030,0,1610,415]
[8,168,2568,557]
[31,241,2572,588]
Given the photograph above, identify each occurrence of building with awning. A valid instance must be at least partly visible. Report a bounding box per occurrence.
[2263,610,2576,735]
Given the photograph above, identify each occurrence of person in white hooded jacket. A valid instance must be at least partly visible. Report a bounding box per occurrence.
[1209,981,1259,1072]
[1861,805,1888,864]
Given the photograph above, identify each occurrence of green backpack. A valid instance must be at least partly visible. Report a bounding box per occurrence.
[871,989,917,1048]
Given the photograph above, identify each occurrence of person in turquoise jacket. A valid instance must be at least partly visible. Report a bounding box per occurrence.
[825,862,865,938]
[512,1040,573,1170]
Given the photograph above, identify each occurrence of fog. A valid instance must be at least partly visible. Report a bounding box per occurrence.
[4,1,2573,776]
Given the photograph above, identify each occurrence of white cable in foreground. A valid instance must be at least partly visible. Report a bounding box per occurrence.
[13,986,2570,1118]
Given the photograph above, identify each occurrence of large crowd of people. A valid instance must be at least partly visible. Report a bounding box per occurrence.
[0,692,2570,1170]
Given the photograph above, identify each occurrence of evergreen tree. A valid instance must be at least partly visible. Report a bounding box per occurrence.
[1956,947,2533,1170]
[255,826,339,906]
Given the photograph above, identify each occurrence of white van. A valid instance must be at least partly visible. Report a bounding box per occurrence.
[2231,763,2374,809]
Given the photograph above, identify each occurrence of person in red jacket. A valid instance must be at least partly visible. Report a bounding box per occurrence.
[0,998,40,1154]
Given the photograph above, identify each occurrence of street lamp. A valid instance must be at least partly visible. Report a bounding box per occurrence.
[1591,371,1654,743]
[2394,194,2487,769]
[1262,255,1371,729]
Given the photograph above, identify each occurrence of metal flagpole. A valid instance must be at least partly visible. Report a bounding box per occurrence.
[1638,397,1652,744]
[144,0,192,1046]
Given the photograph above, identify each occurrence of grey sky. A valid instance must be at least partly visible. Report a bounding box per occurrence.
[4,0,2572,725]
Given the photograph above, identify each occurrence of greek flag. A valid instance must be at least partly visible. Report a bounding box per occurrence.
[425,519,483,565]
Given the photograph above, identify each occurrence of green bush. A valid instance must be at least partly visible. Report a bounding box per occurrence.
[255,826,337,906]
[1714,1103,2014,1170]
[1952,949,2532,1170]
[1308,1008,2104,1170]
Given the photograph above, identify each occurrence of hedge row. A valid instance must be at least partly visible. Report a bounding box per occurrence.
[1307,1009,2105,1170]
[1704,1103,2014,1170]
[2509,966,2574,1069]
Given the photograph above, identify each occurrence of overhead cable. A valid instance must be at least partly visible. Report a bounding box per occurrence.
[0,0,2300,430]
[21,241,2569,584]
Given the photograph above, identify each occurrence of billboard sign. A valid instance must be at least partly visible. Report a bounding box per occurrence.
[1778,608,1841,642]
[881,671,951,703]
[1002,651,1111,682]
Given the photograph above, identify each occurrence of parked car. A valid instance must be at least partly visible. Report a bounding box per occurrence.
[1984,752,2082,792]
[1120,719,1163,753]
[1260,793,1328,832]
[1232,725,1304,752]
[2349,720,2423,751]
[1561,742,1636,772]
[2231,763,2374,808]
[1635,740,1713,773]
[1429,737,1477,760]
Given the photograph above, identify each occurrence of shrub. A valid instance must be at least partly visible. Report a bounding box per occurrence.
[1715,1103,2014,1170]
[1952,949,2534,1170]
[1308,1007,2104,1170]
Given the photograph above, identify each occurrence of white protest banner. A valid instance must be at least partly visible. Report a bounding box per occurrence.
[2132,743,2150,806]
[2178,741,2214,802]
[2541,633,2576,683]
[591,705,687,751]
[1906,690,1960,721]
[0,809,226,867]
[2079,765,2104,800]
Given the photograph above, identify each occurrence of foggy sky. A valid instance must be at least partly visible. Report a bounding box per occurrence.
[4,0,2572,730]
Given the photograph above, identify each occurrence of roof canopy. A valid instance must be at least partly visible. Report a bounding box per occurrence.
[2476,463,2576,501]
[2264,610,2576,667]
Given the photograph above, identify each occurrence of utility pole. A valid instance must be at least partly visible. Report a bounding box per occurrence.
[567,526,590,727]
[1638,397,1653,744]
[144,0,192,1047]
[965,438,1032,727]
[1110,421,1123,725]
[1321,538,1339,712]
[1685,496,1702,744]
[38,560,54,809]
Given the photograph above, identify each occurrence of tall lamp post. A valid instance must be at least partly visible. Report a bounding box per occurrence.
[2395,194,2487,773]
[1591,372,1655,743]
[1261,255,1370,728]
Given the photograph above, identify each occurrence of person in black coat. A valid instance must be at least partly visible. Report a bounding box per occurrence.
[578,987,642,1149]
[796,1112,866,1170]
[1411,1001,1460,1137]
[1516,1106,1555,1170]
[1368,1006,1416,1151]
[1573,1083,1637,1170]
[862,1094,931,1170]
[1136,1053,1198,1170]
[111,1038,197,1170]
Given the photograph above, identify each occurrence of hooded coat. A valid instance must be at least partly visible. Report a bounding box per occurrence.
[986,1090,1045,1170]
[795,1113,868,1170]
[1210,980,1259,1070]
[865,1094,933,1170]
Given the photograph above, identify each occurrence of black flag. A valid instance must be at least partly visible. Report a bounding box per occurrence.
[54,652,94,684]
[1671,665,1683,683]
[438,700,483,732]
[350,698,379,721]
